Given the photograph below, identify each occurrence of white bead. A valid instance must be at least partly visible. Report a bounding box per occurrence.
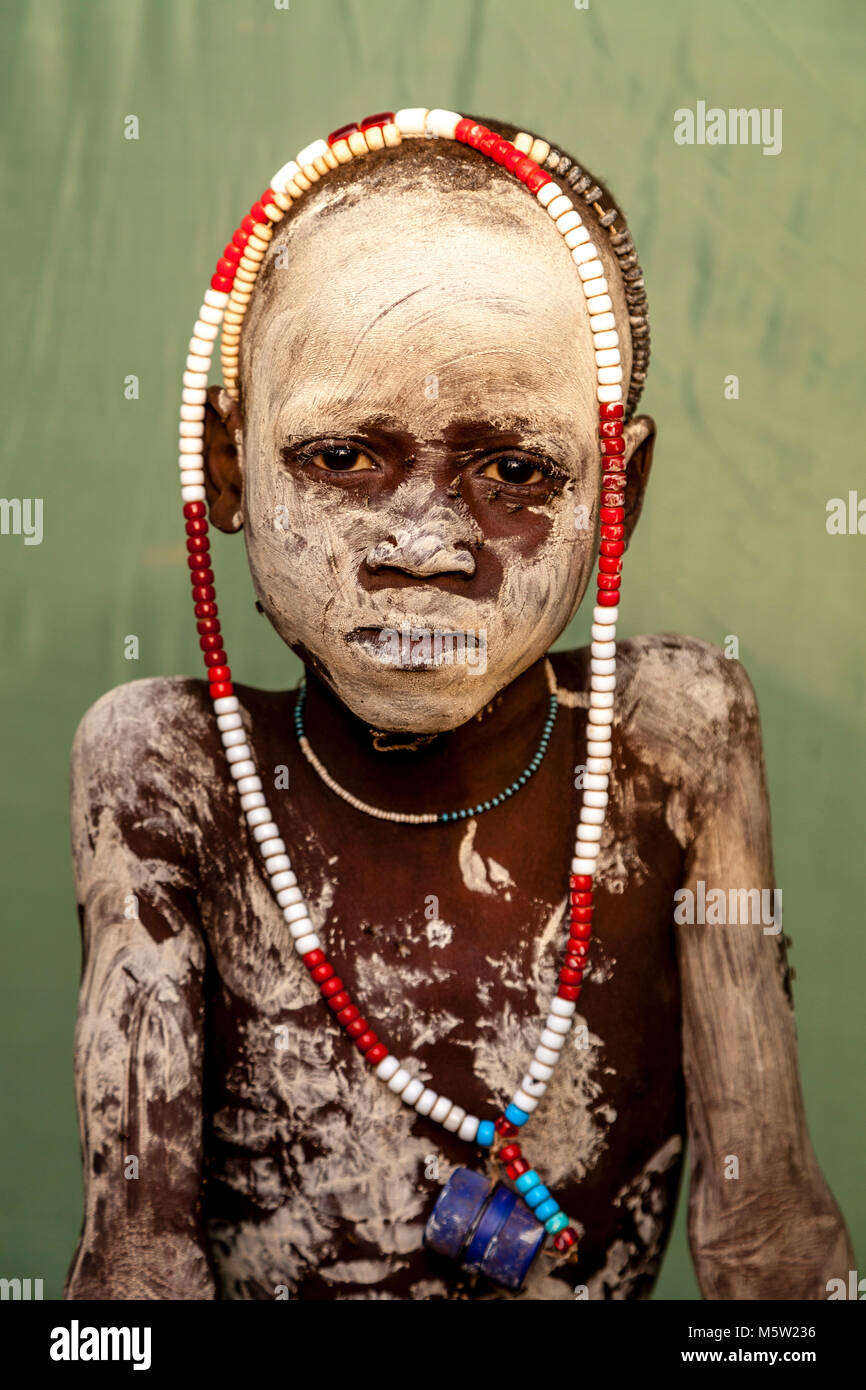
[581,806,605,824]
[535,181,559,208]
[513,1088,538,1113]
[535,1043,560,1067]
[547,1013,572,1036]
[591,623,616,641]
[183,370,208,389]
[430,1095,452,1124]
[401,1078,425,1107]
[271,159,301,193]
[415,1087,437,1116]
[239,791,265,812]
[295,139,328,169]
[214,695,239,715]
[199,305,223,326]
[593,330,619,350]
[587,728,611,747]
[586,758,612,774]
[529,1058,554,1082]
[582,769,609,788]
[253,822,280,844]
[598,384,623,403]
[564,224,591,248]
[294,933,320,955]
[547,194,573,220]
[179,420,205,438]
[225,743,252,764]
[590,311,617,333]
[556,210,582,235]
[180,470,205,488]
[586,743,612,760]
[578,260,605,283]
[181,485,206,502]
[540,1028,566,1051]
[387,1067,412,1095]
[395,107,429,136]
[222,728,248,749]
[245,805,271,825]
[598,365,624,385]
[260,837,287,858]
[283,901,308,924]
[590,689,614,708]
[182,387,207,405]
[204,288,229,309]
[458,1114,480,1143]
[571,241,598,267]
[586,293,613,314]
[269,870,297,892]
[376,1055,400,1082]
[442,1104,467,1133]
[277,886,303,909]
[217,712,243,731]
[577,822,602,842]
[591,657,616,675]
[288,916,314,939]
[590,674,616,691]
[575,840,600,860]
[520,1073,547,1099]
[591,641,616,659]
[595,350,621,369]
[425,108,462,139]
[550,997,576,1018]
[236,775,262,793]
[179,408,205,426]
[593,605,616,626]
[584,790,609,808]
[571,858,597,876]
[193,319,219,341]
[189,339,213,360]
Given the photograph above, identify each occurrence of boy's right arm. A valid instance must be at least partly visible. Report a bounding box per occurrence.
[64,684,218,1300]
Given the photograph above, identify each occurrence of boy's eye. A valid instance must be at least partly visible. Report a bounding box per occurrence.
[481,456,547,486]
[310,446,374,472]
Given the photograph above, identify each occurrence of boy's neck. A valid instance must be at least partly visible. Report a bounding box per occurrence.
[298,657,555,818]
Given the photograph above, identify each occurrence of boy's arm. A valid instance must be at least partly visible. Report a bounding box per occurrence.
[674,659,853,1300]
[64,686,218,1300]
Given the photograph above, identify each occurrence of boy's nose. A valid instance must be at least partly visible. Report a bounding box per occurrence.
[365,524,476,578]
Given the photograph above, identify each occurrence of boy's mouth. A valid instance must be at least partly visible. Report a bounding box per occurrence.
[346,626,487,672]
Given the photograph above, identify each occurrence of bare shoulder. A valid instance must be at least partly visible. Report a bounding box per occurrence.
[71,676,216,787]
[553,633,762,801]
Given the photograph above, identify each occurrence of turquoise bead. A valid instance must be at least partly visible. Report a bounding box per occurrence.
[545,1212,569,1235]
[515,1169,540,1194]
[504,1103,529,1126]
[534,1197,559,1222]
[476,1120,495,1148]
[524,1183,550,1209]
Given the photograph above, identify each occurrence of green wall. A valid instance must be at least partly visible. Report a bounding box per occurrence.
[1,0,862,1298]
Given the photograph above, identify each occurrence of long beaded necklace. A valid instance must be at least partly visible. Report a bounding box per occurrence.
[176,108,628,1277]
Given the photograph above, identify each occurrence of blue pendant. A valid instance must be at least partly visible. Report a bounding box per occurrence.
[423,1168,546,1291]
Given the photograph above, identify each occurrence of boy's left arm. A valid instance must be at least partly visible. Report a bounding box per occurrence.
[674,658,853,1300]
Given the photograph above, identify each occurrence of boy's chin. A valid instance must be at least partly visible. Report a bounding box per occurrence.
[327,662,502,736]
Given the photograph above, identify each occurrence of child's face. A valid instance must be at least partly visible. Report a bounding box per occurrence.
[238,177,630,732]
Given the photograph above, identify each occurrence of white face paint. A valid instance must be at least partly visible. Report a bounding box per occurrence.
[238,168,631,732]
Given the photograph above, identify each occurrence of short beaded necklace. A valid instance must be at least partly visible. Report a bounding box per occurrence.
[177,109,630,1264]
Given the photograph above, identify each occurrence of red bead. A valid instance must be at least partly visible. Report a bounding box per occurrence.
[249,202,268,225]
[525,168,551,194]
[303,949,325,969]
[554,1228,577,1252]
[601,492,625,509]
[320,977,344,998]
[490,137,514,165]
[205,657,229,676]
[597,574,621,591]
[454,118,475,142]
[209,681,234,698]
[240,215,258,235]
[598,556,622,576]
[346,1017,368,1039]
[184,501,206,520]
[200,634,222,652]
[210,273,233,293]
[504,146,525,173]
[600,506,624,524]
[569,942,589,957]
[465,123,490,149]
[495,1116,517,1137]
[187,551,210,569]
[560,967,583,985]
[602,474,625,493]
[355,1029,378,1051]
[596,591,620,607]
[192,585,216,603]
[328,991,351,1012]
[327,122,359,146]
[599,420,623,439]
[505,1158,529,1179]
[600,523,624,540]
[479,132,501,158]
[223,243,242,264]
[601,437,625,455]
[194,601,218,619]
[186,519,208,536]
[570,890,593,905]
[571,906,594,923]
[499,1143,522,1163]
[216,257,237,281]
[570,874,593,891]
[603,455,626,472]
[360,111,395,130]
[558,984,581,1001]
[187,535,210,553]
[570,921,592,941]
[365,1043,387,1065]
[513,155,537,182]
[336,1004,360,1026]
[232,229,250,251]
[601,542,625,561]
[565,955,585,972]
[260,188,276,207]
[190,568,214,586]
[599,402,624,420]
[311,963,334,983]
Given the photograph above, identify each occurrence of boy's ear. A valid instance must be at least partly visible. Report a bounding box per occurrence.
[204,385,244,533]
[620,415,655,548]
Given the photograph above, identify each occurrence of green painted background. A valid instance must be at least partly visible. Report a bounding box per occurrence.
[1,0,862,1299]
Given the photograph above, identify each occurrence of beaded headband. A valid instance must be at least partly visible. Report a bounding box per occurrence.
[176,109,640,1260]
